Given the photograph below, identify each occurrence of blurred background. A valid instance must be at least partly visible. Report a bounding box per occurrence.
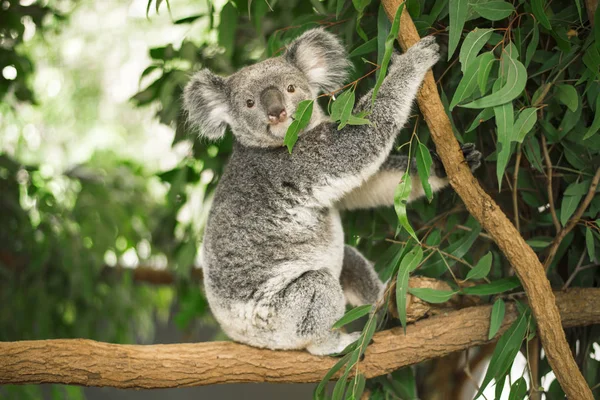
[1,0,599,399]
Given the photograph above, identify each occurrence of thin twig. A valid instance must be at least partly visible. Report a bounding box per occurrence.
[541,135,561,233]
[545,167,600,271]
[513,144,522,232]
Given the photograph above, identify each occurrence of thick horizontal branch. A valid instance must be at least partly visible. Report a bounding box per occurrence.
[1,288,598,389]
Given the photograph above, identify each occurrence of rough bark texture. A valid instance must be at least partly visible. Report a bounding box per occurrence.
[379,1,594,398]
[0,289,598,389]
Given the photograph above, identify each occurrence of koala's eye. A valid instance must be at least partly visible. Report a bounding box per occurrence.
[246,99,255,108]
[287,85,295,93]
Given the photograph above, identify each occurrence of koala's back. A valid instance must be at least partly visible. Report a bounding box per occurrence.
[202,143,345,334]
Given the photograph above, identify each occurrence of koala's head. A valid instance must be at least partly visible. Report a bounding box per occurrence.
[183,28,350,148]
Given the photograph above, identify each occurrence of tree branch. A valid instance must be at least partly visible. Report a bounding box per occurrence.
[0,289,598,389]
[379,1,594,398]
[544,167,600,270]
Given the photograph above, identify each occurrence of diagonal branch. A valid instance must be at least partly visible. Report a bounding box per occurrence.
[0,289,598,388]
[544,167,600,270]
[379,1,594,398]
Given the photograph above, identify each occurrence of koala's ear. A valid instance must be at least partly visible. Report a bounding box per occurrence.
[285,28,351,93]
[183,69,232,140]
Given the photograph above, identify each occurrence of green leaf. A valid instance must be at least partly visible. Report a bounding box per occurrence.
[459,28,493,72]
[376,4,392,80]
[333,305,372,329]
[526,238,551,248]
[560,194,582,227]
[514,107,538,142]
[532,0,552,29]
[525,22,539,68]
[218,2,239,60]
[314,352,352,400]
[461,277,521,295]
[408,287,455,303]
[586,227,596,262]
[349,37,377,57]
[508,377,528,400]
[472,1,515,21]
[489,298,506,340]
[331,90,356,130]
[416,142,433,202]
[448,0,468,60]
[346,115,371,125]
[476,309,529,397]
[394,170,418,241]
[584,96,600,140]
[336,0,346,19]
[596,4,600,52]
[466,252,493,281]
[450,55,481,110]
[353,0,371,12]
[466,107,495,132]
[421,221,481,276]
[495,100,514,190]
[396,246,424,331]
[372,3,403,104]
[348,373,366,400]
[555,85,579,112]
[477,52,496,95]
[461,48,527,109]
[564,179,591,196]
[390,368,417,399]
[284,100,314,153]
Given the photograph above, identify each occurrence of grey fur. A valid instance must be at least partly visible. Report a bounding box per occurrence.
[183,29,481,355]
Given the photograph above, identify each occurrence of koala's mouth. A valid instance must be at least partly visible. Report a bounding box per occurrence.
[266,112,295,140]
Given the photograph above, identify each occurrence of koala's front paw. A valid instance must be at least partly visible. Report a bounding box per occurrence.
[432,143,482,177]
[407,36,440,72]
[461,143,482,171]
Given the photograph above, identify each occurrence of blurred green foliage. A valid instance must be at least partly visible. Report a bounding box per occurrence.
[1,0,600,398]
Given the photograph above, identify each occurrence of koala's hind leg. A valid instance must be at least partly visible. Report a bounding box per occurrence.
[340,246,385,306]
[281,269,360,356]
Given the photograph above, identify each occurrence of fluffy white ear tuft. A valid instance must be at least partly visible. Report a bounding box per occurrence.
[285,28,351,93]
[183,69,232,140]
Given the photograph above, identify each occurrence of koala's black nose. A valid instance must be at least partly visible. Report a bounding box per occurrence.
[260,87,287,124]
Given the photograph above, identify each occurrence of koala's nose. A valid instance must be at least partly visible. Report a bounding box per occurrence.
[268,108,287,123]
[261,87,287,124]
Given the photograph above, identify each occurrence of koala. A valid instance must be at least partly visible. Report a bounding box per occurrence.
[183,29,481,355]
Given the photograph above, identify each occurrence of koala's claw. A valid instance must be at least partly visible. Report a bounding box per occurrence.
[461,143,482,171]
[432,143,482,177]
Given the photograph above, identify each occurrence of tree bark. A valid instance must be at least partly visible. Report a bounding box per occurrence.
[0,289,598,389]
[379,1,594,398]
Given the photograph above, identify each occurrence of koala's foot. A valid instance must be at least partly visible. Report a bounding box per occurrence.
[307,331,361,356]
[340,246,385,306]
[406,36,440,72]
[432,143,482,178]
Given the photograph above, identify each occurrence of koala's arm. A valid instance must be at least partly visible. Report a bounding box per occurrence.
[290,37,440,207]
[336,144,482,210]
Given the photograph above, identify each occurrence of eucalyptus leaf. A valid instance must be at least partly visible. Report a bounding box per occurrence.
[461,277,521,295]
[396,246,424,331]
[448,0,468,59]
[333,304,372,329]
[416,142,433,202]
[394,170,418,241]
[489,298,506,339]
[461,48,527,109]
[472,1,515,21]
[459,28,493,72]
[408,287,455,303]
[284,100,314,153]
[466,252,493,281]
[372,4,403,104]
[476,309,529,397]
